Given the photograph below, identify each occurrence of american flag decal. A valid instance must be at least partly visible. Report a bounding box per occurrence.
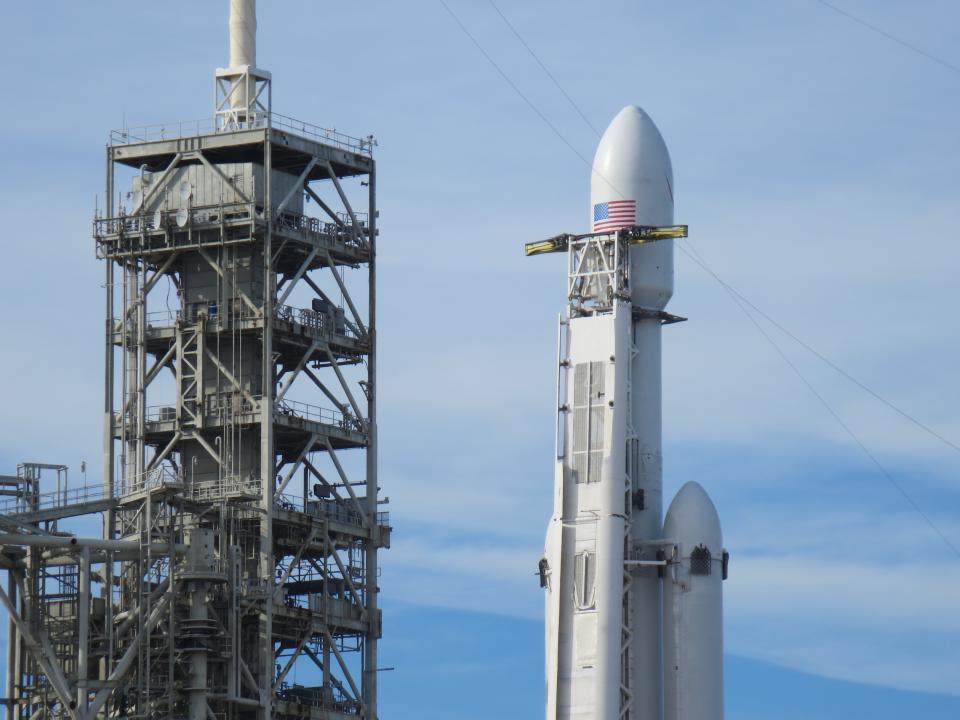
[593,200,636,232]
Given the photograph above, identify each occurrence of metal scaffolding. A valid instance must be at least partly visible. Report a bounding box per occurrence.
[0,98,387,720]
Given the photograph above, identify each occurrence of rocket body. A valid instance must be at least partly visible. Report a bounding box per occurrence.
[542,107,725,720]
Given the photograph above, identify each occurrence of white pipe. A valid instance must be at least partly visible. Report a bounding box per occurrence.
[0,535,183,554]
[0,535,135,551]
[229,0,257,68]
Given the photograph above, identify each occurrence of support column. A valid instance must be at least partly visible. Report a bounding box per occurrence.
[257,127,276,720]
[6,571,17,720]
[77,548,90,711]
[186,530,214,720]
[362,162,379,720]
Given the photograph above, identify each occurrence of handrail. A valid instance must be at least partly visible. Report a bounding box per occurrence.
[145,396,365,433]
[109,112,375,157]
[93,202,368,255]
[276,398,365,432]
[137,304,357,342]
[277,493,389,528]
[119,465,182,497]
[0,483,109,516]
[93,201,256,237]
[276,683,360,714]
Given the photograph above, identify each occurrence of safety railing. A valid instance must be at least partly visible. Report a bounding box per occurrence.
[94,201,369,263]
[94,201,257,237]
[267,112,376,155]
[120,465,182,497]
[274,205,369,243]
[273,205,369,250]
[109,112,375,157]
[145,405,179,423]
[179,557,227,577]
[276,398,360,432]
[110,118,218,144]
[283,398,367,434]
[118,303,358,347]
[275,493,388,528]
[191,476,262,502]
[144,309,179,327]
[275,684,361,715]
[204,392,259,419]
[275,303,357,340]
[145,397,364,436]
[0,482,108,516]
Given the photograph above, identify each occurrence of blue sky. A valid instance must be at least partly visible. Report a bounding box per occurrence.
[1,1,960,717]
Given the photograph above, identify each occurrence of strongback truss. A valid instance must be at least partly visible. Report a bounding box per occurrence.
[0,119,388,720]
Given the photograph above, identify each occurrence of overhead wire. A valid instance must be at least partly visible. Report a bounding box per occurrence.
[680,240,960,559]
[678,240,960,457]
[813,0,960,76]
[437,0,960,555]
[486,0,602,138]
[438,0,595,173]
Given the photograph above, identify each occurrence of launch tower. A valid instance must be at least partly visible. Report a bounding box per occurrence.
[0,3,388,719]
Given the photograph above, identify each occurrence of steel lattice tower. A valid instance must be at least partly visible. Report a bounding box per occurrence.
[0,3,388,719]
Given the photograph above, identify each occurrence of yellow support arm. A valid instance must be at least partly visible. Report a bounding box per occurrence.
[622,225,688,244]
[524,225,688,257]
[524,234,573,257]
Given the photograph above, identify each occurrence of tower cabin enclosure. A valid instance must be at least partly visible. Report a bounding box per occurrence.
[0,8,388,720]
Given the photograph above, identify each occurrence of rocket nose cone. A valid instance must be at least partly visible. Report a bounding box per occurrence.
[590,105,674,228]
[664,481,722,552]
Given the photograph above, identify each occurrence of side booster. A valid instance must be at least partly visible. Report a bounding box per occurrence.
[538,106,727,720]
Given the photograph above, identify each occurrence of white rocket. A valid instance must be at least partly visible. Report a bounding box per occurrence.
[537,106,727,720]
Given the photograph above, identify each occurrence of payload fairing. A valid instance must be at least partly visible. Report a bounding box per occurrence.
[536,107,727,720]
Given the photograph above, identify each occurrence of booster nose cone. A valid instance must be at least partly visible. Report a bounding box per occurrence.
[663,481,722,552]
[591,106,675,309]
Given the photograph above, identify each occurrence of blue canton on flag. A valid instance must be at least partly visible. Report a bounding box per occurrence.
[594,202,609,222]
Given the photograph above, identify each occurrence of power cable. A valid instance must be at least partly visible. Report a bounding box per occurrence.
[486,0,602,138]
[438,0,596,173]
[684,240,960,559]
[813,0,960,76]
[677,239,960,457]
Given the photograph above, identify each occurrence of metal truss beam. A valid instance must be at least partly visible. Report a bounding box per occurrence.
[276,158,318,215]
[323,252,367,337]
[304,186,345,228]
[323,440,367,523]
[323,162,362,244]
[276,339,320,403]
[0,579,78,719]
[204,347,257,407]
[276,247,318,307]
[276,434,318,497]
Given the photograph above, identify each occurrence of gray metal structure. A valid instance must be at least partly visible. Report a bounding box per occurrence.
[0,4,387,720]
